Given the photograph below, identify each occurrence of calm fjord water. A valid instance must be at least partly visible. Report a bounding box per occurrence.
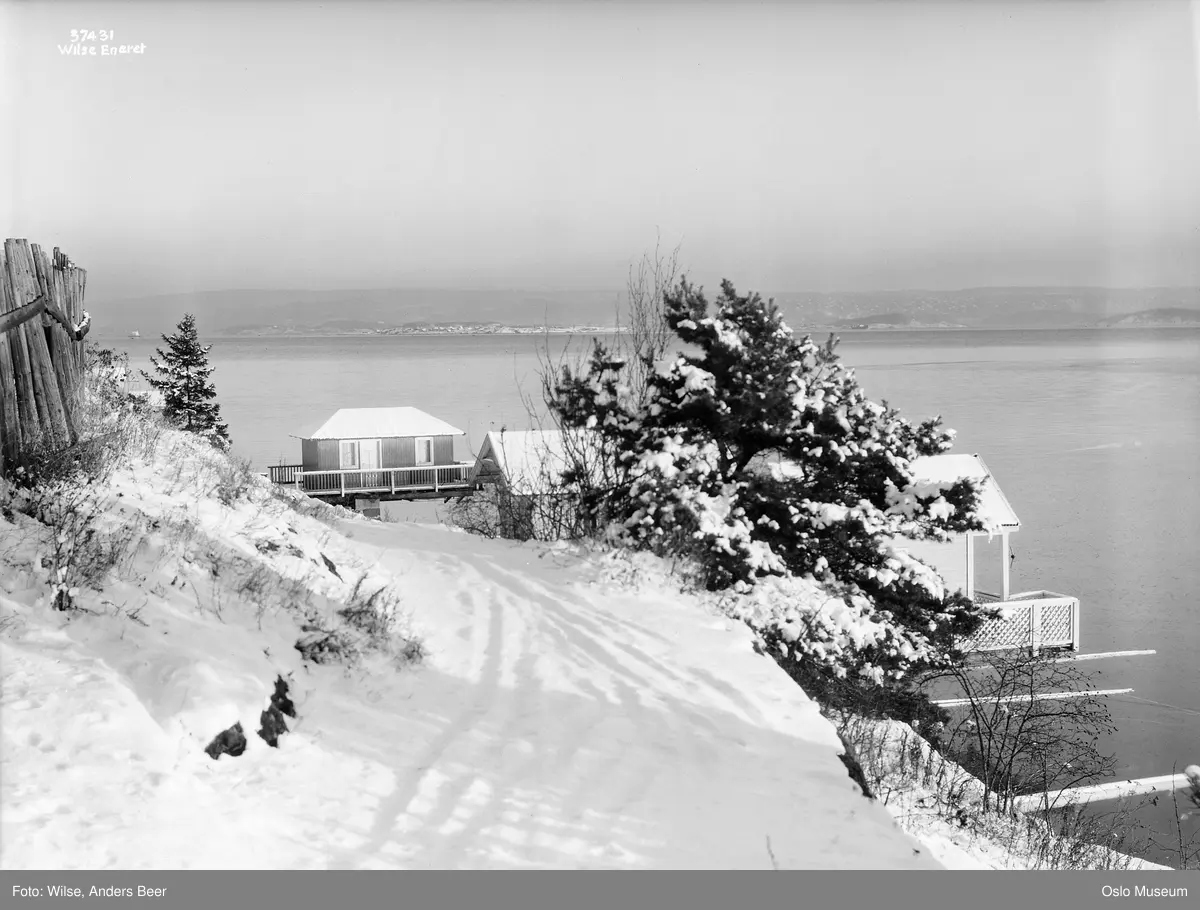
[109,327,1200,839]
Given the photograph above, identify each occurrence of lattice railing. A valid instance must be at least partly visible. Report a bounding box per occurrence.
[961,591,1080,652]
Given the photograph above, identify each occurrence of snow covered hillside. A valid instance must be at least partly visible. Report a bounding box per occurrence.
[0,428,941,869]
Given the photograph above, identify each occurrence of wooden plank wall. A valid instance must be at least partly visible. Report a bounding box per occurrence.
[301,438,319,471]
[381,437,414,468]
[0,239,90,474]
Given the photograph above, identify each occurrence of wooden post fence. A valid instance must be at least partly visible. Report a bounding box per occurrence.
[0,239,91,475]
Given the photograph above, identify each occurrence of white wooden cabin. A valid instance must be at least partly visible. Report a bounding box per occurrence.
[270,407,476,500]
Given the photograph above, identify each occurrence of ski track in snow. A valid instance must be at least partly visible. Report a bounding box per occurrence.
[325,548,712,869]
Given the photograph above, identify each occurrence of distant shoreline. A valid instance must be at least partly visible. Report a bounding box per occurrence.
[92,322,1200,341]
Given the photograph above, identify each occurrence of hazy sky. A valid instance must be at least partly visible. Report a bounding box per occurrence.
[3,0,1199,301]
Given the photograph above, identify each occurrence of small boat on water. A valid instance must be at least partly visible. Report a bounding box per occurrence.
[128,330,141,339]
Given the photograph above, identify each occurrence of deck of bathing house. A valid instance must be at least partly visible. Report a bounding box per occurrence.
[269,407,477,502]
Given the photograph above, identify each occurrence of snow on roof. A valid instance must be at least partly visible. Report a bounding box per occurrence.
[293,407,465,440]
[908,453,1021,530]
[472,429,572,496]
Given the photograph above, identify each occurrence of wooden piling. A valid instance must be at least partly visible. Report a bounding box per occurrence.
[0,239,89,472]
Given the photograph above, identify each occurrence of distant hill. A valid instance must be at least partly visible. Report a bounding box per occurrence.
[90,287,622,338]
[1094,307,1200,328]
[827,312,915,328]
[771,286,1200,330]
[87,284,1200,337]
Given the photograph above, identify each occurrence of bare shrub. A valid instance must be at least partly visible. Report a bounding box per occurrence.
[210,454,259,507]
[447,430,596,542]
[338,575,400,643]
[930,649,1119,815]
[294,574,423,670]
[1144,766,1200,869]
[834,711,1153,869]
[614,235,683,408]
[454,240,684,545]
[11,470,110,610]
[1019,800,1151,870]
[445,485,508,539]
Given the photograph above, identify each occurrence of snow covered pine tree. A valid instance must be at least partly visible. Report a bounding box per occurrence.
[548,279,996,683]
[142,313,231,450]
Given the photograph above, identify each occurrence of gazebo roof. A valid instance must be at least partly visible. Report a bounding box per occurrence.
[908,453,1021,531]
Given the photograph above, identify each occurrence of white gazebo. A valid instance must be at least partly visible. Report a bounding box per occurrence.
[895,453,1080,652]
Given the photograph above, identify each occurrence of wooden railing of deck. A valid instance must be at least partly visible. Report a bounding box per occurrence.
[269,464,303,484]
[289,462,475,496]
[962,590,1081,653]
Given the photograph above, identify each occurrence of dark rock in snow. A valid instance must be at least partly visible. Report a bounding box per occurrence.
[204,676,299,756]
[257,675,297,748]
[270,675,297,718]
[204,722,247,760]
[320,552,342,579]
[257,704,289,747]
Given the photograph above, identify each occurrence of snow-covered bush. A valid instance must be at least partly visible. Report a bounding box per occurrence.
[210,454,260,507]
[547,278,994,680]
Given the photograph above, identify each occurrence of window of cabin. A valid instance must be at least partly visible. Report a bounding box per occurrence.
[340,439,381,470]
[415,436,434,465]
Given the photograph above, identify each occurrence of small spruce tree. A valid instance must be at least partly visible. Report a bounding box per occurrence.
[142,313,231,450]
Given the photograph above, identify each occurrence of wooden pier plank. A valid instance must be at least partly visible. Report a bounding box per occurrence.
[933,687,1134,708]
[1013,772,1198,811]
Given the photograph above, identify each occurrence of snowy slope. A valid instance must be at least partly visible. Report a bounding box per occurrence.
[0,429,940,869]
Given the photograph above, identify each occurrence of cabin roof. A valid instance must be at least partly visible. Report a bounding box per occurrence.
[471,429,572,496]
[908,453,1021,531]
[292,407,465,440]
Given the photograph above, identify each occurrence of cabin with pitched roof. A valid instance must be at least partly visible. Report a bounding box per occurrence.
[466,428,608,539]
[469,429,570,494]
[269,407,477,500]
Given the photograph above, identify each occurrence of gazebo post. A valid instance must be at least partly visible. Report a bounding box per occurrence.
[965,534,976,600]
[1001,531,1011,601]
